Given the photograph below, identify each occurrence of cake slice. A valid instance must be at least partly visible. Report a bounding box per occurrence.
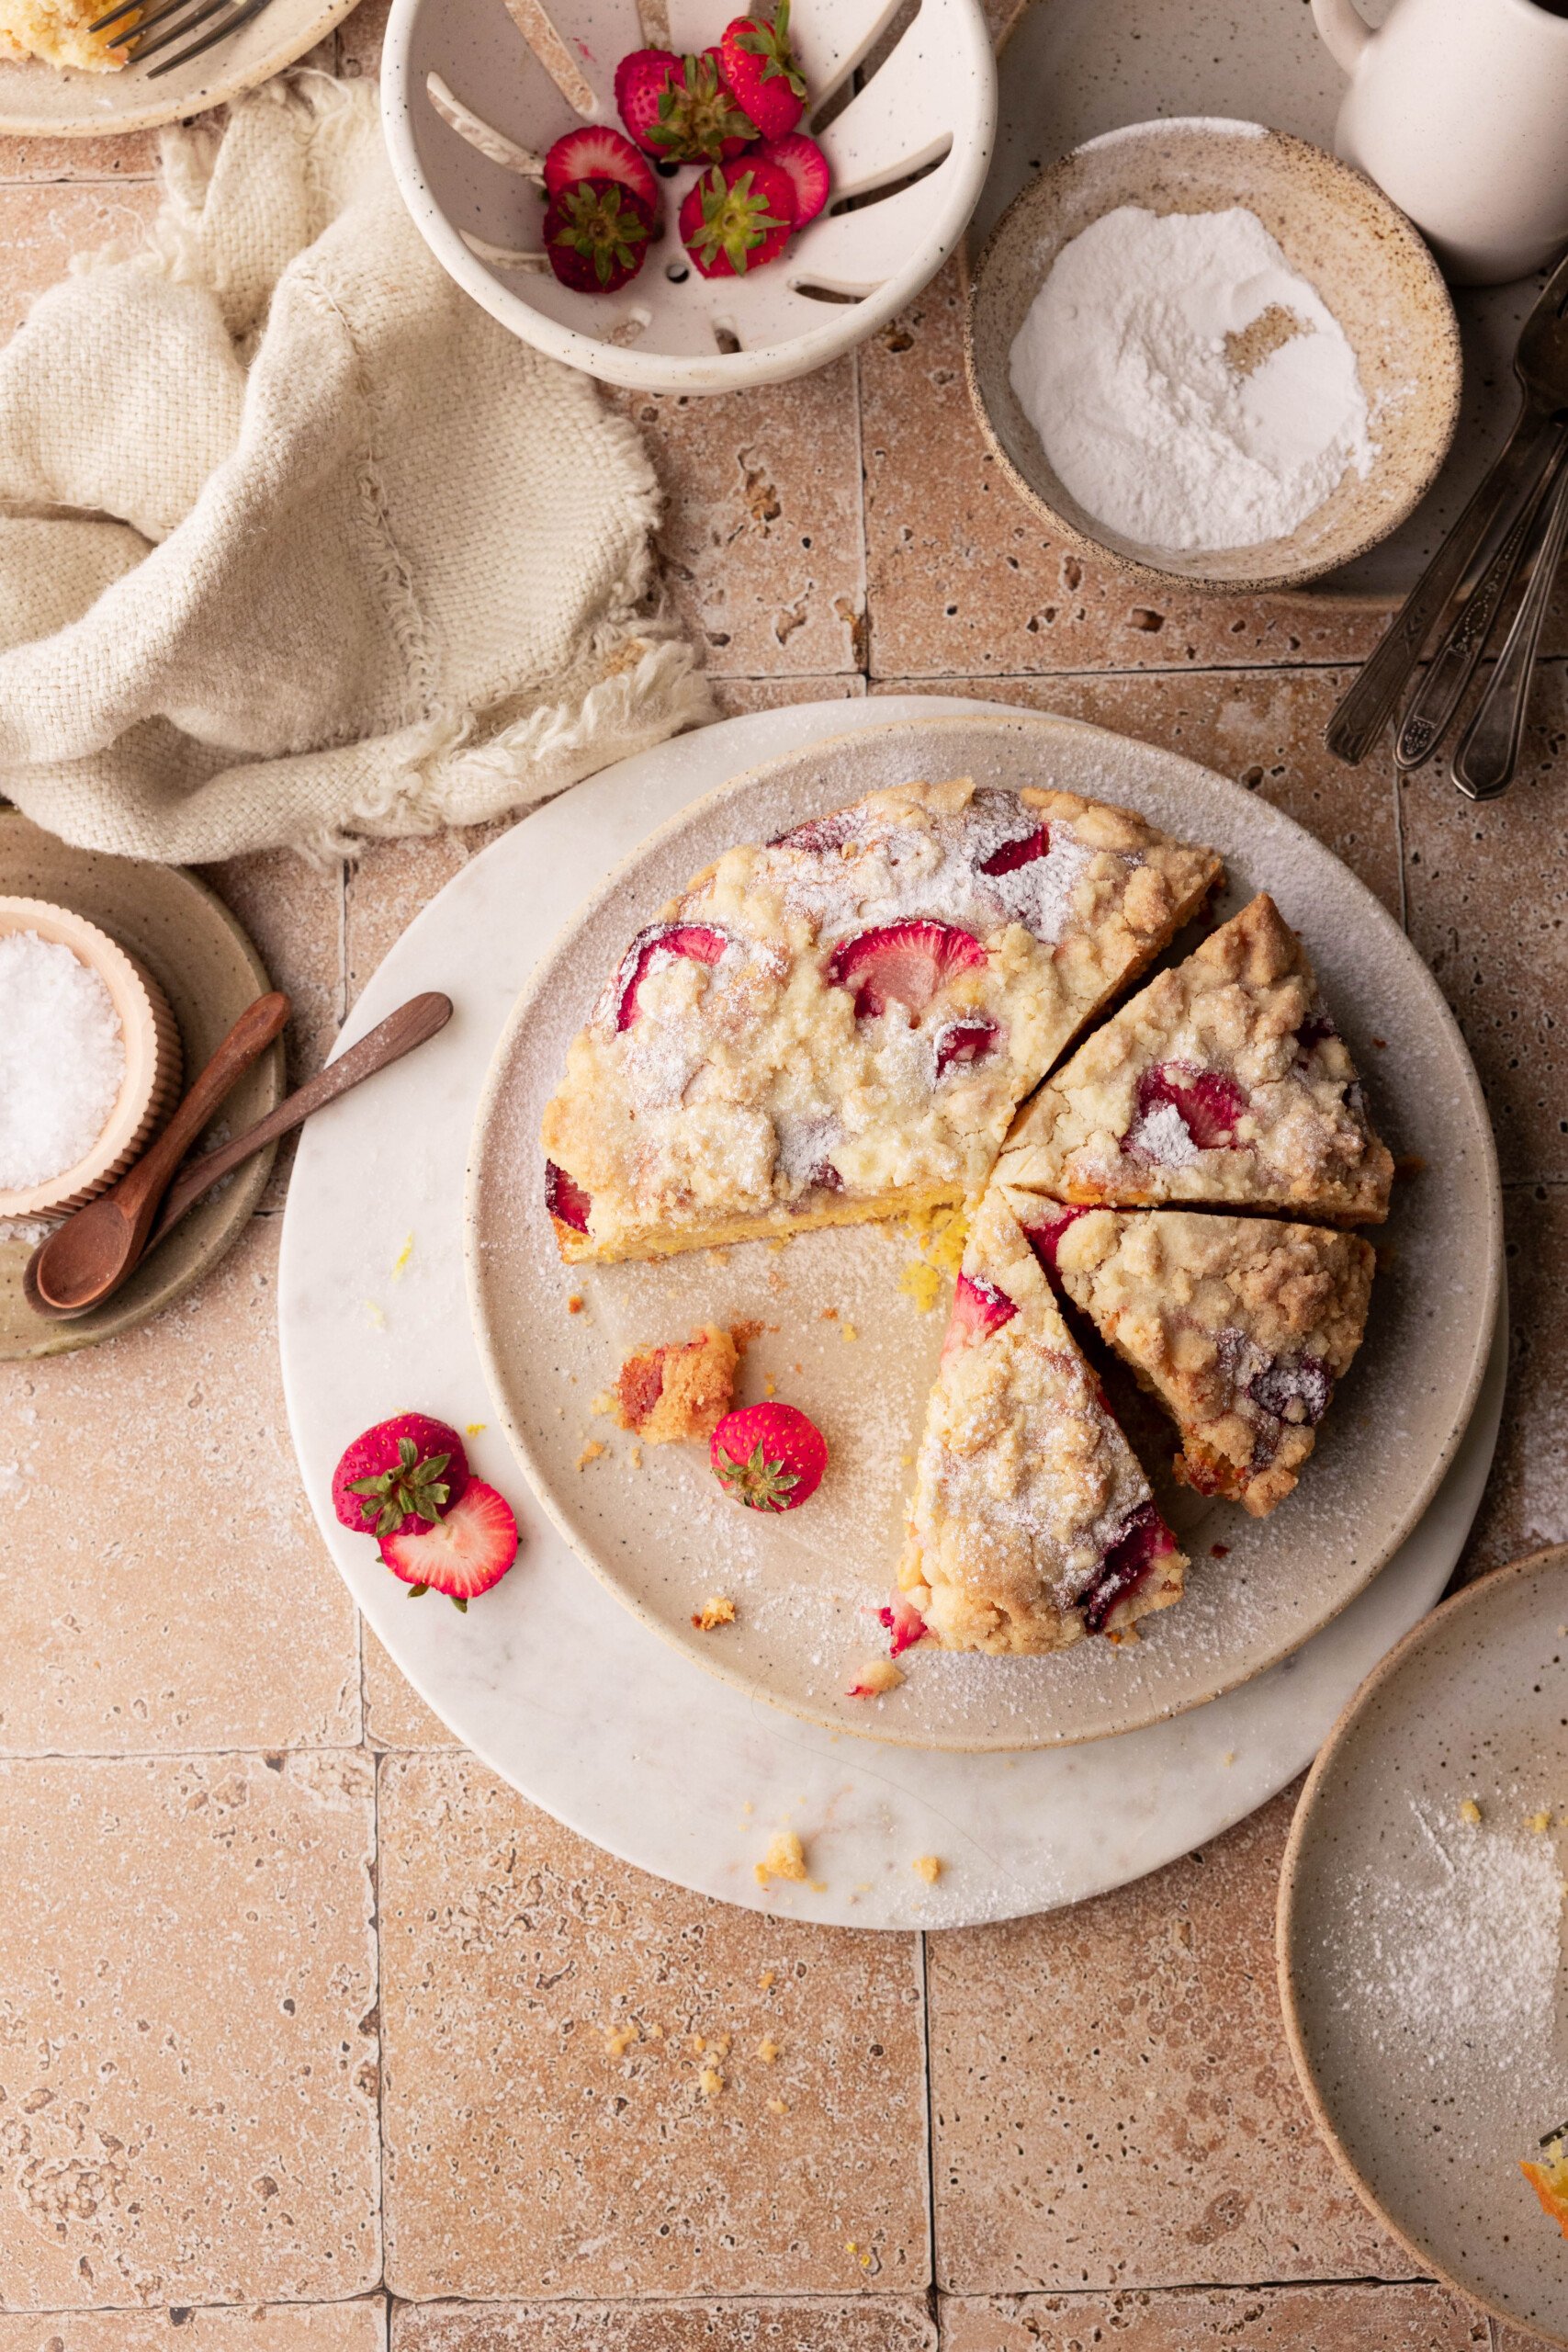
[0,0,132,65]
[896,1185,1186,1655]
[998,893,1393,1225]
[595,1323,741,1445]
[1015,1198,1375,1517]
[541,776,1221,1262]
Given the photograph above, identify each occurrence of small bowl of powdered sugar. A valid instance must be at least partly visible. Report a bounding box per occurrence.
[964,118,1461,591]
[0,898,183,1222]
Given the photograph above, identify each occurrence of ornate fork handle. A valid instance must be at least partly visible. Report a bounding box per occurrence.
[1452,462,1568,801]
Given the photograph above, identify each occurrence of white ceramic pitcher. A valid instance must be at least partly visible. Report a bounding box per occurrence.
[1311,0,1568,284]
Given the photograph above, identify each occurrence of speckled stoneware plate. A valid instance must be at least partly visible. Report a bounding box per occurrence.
[0,0,358,139]
[0,809,284,1361]
[466,710,1501,1753]
[965,117,1461,594]
[1279,1546,1568,2346]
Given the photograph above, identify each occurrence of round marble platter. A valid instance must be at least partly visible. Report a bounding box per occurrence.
[0,808,283,1362]
[1279,1546,1568,2347]
[278,695,1504,1929]
[468,708,1498,1753]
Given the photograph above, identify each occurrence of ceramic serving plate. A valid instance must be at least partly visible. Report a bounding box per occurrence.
[0,0,357,137]
[1280,1546,1568,2347]
[466,710,1501,1753]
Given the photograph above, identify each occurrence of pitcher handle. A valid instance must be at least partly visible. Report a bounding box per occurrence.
[1311,0,1372,73]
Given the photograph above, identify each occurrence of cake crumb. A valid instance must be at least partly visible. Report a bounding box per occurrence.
[465,1421,486,1437]
[568,1293,585,1315]
[763,1374,777,1398]
[766,2096,788,2116]
[707,2034,731,2060]
[848,1657,904,1698]
[840,1322,859,1343]
[1210,1542,1230,1559]
[757,2035,781,2063]
[1460,1798,1483,1826]
[603,1322,740,1444]
[628,1444,642,1469]
[693,1595,736,1632]
[1528,1809,1553,1835]
[898,1258,943,1315]
[391,1233,414,1280]
[577,1439,606,1471]
[698,2065,725,2098]
[1221,1750,1236,1767]
[755,1828,808,1888]
[912,1855,942,1884]
[820,1306,838,1320]
[758,1968,774,1989]
[604,2023,638,2057]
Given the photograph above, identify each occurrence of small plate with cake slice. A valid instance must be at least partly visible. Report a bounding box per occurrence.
[466,707,1500,1750]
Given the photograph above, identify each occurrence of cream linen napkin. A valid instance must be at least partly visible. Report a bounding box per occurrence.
[0,73,712,862]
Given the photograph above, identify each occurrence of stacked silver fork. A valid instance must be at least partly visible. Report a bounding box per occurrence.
[86,0,276,78]
[1327,248,1568,798]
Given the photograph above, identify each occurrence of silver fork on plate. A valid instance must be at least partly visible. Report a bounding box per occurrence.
[1325,249,1568,767]
[87,0,276,78]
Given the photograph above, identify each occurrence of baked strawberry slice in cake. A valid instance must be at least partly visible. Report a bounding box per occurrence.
[998,893,1393,1226]
[1013,1196,1375,1517]
[896,1185,1186,1655]
[540,775,1220,1262]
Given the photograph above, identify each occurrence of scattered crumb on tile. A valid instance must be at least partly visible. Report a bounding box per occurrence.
[758,1967,773,1988]
[757,2035,780,2063]
[568,1294,585,1315]
[604,2023,638,2057]
[577,1439,606,1471]
[698,2065,725,2098]
[706,2033,731,2059]
[755,1828,808,1888]
[1460,1797,1483,1825]
[766,2096,788,2116]
[911,1855,942,1885]
[465,1421,486,1436]
[692,1594,736,1632]
[391,1233,414,1279]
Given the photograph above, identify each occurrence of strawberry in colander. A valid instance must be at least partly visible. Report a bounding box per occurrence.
[679,155,796,277]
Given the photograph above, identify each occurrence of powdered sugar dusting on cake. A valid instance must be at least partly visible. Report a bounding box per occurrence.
[1125,1101,1202,1167]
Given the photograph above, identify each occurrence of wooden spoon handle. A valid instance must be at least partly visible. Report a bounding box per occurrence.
[117,990,290,1221]
[151,992,454,1242]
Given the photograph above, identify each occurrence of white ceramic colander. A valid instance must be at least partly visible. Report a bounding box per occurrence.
[381,0,996,391]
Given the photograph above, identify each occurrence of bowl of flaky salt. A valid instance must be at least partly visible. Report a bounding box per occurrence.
[964,117,1462,593]
[0,899,182,1221]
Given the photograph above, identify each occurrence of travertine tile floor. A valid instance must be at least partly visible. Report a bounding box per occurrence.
[2,12,1565,2346]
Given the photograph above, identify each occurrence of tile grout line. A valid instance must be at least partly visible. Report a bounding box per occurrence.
[850,341,872,685]
[916,1927,939,2320]
[371,1747,391,2305]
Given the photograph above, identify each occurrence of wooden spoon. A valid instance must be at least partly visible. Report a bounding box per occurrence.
[26,990,454,1319]
[26,989,290,1318]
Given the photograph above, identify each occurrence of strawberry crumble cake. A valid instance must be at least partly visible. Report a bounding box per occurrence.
[1017,1198,1375,1516]
[998,893,1393,1226]
[542,776,1220,1262]
[897,1185,1187,1654]
[597,1322,741,1444]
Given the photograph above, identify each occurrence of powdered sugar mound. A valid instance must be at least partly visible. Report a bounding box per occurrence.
[0,931,125,1192]
[1123,1101,1201,1167]
[1010,205,1376,553]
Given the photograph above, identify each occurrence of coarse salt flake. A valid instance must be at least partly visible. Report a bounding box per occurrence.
[0,931,125,1192]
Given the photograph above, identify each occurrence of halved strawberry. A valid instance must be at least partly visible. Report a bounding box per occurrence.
[978,823,1048,876]
[719,0,807,141]
[616,45,755,163]
[333,1413,469,1538]
[941,1271,1017,1367]
[825,920,987,1018]
[380,1478,518,1609]
[754,130,829,225]
[710,1401,826,1511]
[1077,1501,1177,1634]
[679,155,795,277]
[544,123,657,209]
[544,175,653,293]
[611,922,728,1031]
[1021,1205,1089,1278]
[544,1158,592,1234]
[932,1012,998,1080]
[1129,1062,1248,1153]
[878,1590,928,1657]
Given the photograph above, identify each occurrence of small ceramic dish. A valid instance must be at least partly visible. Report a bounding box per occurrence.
[1279,1544,1568,2346]
[380,0,996,392]
[0,895,182,1220]
[964,116,1462,592]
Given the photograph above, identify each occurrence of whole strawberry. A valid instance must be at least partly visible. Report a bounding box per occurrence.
[679,156,796,278]
[710,1401,826,1511]
[381,1479,519,1611]
[719,0,807,142]
[615,45,755,164]
[545,175,654,293]
[333,1413,469,1539]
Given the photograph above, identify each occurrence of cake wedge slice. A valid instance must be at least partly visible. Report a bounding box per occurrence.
[896,1184,1186,1655]
[541,775,1221,1262]
[997,893,1393,1225]
[1013,1198,1376,1517]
